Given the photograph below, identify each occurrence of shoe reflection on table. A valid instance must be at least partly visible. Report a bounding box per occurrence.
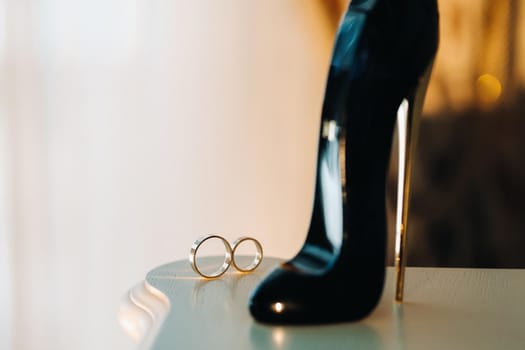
[249,322,380,350]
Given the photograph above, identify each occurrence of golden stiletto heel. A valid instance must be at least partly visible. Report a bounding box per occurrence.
[395,64,434,302]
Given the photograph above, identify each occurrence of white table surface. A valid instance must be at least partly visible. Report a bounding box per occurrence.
[119,256,525,349]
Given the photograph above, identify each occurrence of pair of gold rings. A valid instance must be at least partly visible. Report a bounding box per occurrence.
[189,235,263,279]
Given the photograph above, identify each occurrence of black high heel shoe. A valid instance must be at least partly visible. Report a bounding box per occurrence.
[249,0,439,324]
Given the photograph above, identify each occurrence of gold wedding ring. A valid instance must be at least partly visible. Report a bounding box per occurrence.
[231,236,263,273]
[189,235,232,278]
[189,235,263,278]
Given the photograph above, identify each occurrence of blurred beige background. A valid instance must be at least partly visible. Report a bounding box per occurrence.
[1,1,335,349]
[1,0,525,349]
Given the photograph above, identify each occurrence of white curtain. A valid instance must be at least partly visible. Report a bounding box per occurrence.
[0,0,334,349]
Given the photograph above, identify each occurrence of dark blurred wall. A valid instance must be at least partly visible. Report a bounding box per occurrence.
[386,0,525,267]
